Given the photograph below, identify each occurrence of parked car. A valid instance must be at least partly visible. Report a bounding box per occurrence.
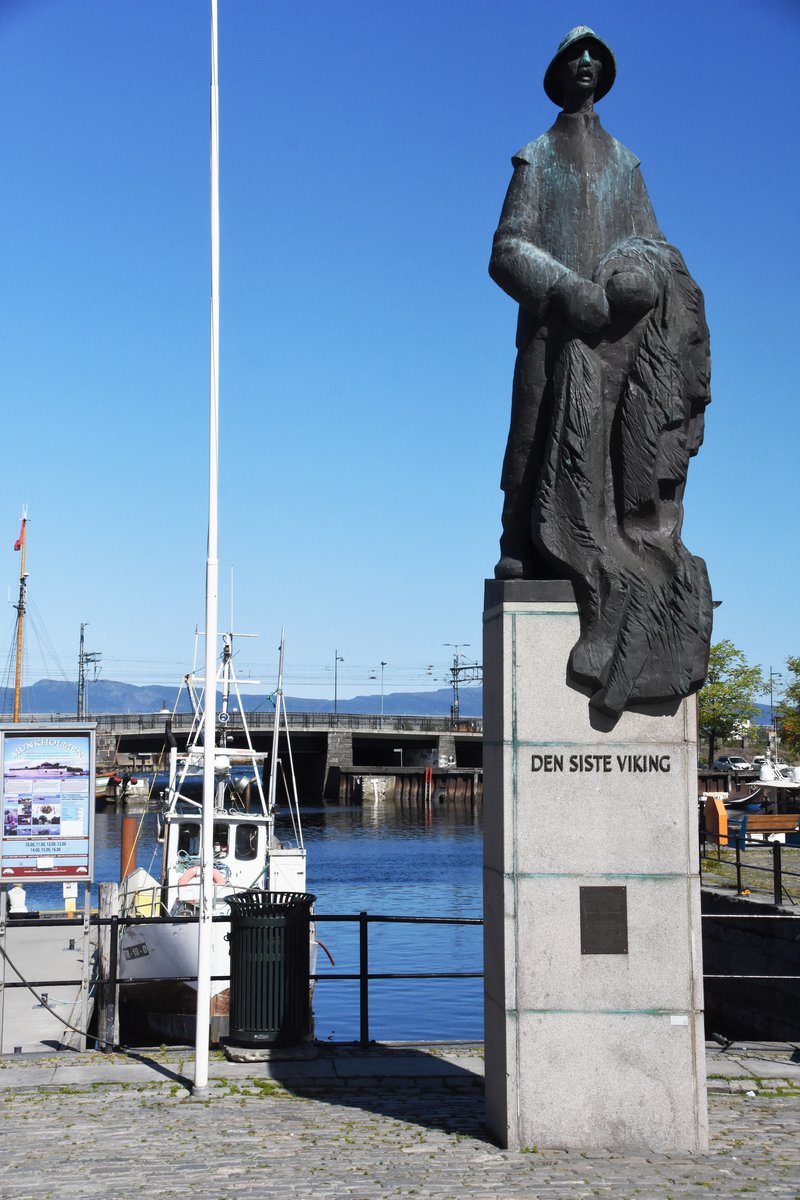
[713,755,752,771]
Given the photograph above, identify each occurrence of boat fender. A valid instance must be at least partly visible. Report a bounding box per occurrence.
[177,865,227,887]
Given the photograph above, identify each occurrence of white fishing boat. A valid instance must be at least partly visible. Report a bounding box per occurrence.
[117,630,310,1043]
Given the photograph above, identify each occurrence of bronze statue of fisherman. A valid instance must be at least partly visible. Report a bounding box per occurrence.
[490,26,712,718]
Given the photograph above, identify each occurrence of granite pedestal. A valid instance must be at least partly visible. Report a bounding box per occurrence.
[483,580,707,1152]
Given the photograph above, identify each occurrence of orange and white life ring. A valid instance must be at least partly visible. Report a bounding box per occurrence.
[177,865,227,887]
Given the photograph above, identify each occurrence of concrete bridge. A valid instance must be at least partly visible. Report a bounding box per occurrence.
[63,711,484,803]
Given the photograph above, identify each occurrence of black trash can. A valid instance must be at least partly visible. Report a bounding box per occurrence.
[226,890,316,1047]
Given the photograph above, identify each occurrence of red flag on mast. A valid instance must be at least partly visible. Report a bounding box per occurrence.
[14,519,25,552]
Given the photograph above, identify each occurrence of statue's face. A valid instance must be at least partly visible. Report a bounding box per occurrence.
[558,41,603,99]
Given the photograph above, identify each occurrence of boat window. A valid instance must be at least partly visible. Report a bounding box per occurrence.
[177,824,200,856]
[213,825,229,860]
[235,823,259,861]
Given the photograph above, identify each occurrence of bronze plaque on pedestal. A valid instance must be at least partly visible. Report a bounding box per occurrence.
[580,885,628,954]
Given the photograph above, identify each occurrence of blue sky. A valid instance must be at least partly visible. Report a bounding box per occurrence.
[0,0,797,702]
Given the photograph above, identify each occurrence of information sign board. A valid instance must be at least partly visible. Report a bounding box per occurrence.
[0,725,95,883]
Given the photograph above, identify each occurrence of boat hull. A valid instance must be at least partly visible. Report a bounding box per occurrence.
[119,918,231,1044]
[119,979,231,1045]
[118,915,317,1046]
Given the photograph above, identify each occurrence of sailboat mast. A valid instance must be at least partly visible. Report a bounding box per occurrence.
[194,0,220,1096]
[267,629,286,816]
[12,512,28,723]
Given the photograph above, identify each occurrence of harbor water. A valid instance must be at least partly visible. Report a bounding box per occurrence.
[18,800,484,1044]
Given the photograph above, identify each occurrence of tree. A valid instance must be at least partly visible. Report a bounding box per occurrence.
[777,656,800,759]
[697,641,765,766]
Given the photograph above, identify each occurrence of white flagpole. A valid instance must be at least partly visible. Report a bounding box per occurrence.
[194,0,220,1096]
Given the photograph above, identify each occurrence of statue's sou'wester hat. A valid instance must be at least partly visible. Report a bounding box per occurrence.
[543,25,616,107]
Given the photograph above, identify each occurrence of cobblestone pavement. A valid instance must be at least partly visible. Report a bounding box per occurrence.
[0,1048,799,1199]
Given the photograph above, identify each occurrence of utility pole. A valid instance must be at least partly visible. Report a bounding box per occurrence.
[77,623,102,720]
[443,644,482,728]
[769,667,782,760]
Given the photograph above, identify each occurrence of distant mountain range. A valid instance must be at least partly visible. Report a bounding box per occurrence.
[1,679,483,719]
[1,681,776,723]
[752,702,776,726]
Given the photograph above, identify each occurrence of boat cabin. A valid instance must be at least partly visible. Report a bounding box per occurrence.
[162,811,306,914]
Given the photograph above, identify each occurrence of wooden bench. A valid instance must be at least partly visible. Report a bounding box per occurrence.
[727,811,800,848]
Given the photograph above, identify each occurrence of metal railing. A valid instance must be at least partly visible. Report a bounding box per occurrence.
[311,912,483,1046]
[25,712,484,735]
[700,829,800,906]
[4,900,798,1053]
[0,909,483,1051]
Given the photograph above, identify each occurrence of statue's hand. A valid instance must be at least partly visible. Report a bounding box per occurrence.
[605,269,658,319]
[555,276,610,332]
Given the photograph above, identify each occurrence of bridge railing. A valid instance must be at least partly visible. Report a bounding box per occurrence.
[28,711,483,735]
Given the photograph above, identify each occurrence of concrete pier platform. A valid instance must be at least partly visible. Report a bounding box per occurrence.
[0,921,96,1053]
[0,1041,797,1197]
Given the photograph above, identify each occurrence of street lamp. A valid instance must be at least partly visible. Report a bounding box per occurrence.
[380,661,387,725]
[333,650,344,720]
